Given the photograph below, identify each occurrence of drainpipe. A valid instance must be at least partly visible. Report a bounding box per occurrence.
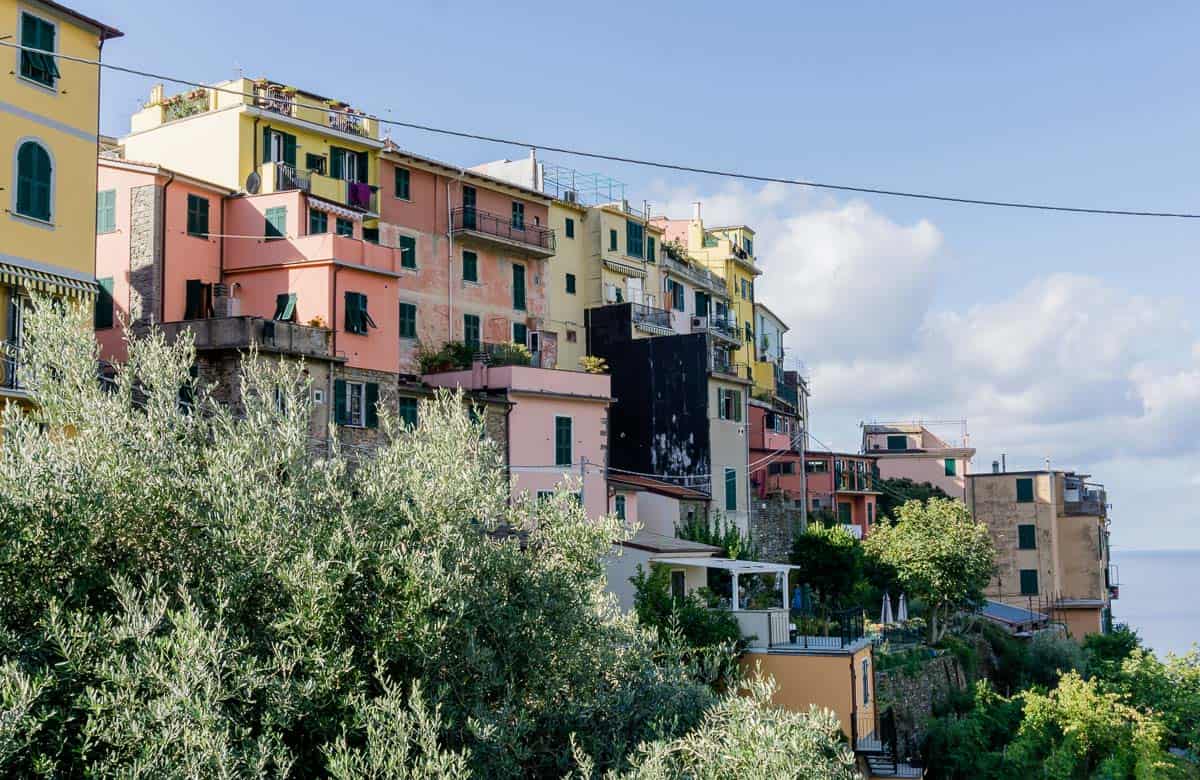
[159,171,176,325]
[252,118,260,182]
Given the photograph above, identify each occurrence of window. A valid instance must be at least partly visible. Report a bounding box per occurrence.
[463,314,480,350]
[512,264,526,311]
[394,167,411,199]
[609,229,618,251]
[335,217,353,237]
[334,379,378,428]
[309,209,328,234]
[1016,477,1035,503]
[717,388,742,422]
[805,460,828,474]
[329,147,367,183]
[868,503,875,524]
[668,279,684,311]
[344,292,375,335]
[647,236,656,263]
[566,329,577,343]
[615,495,626,521]
[745,237,754,256]
[694,291,710,317]
[363,227,379,244]
[305,153,326,175]
[273,293,297,321]
[96,190,116,234]
[19,13,58,88]
[724,468,737,511]
[398,397,418,427]
[261,128,297,168]
[886,435,907,451]
[264,206,286,240]
[555,416,573,467]
[183,280,213,320]
[944,458,957,476]
[838,502,852,525]
[670,570,686,604]
[862,659,870,704]
[565,217,575,238]
[744,322,753,344]
[511,201,525,230]
[1018,524,1037,550]
[186,194,209,237]
[94,277,114,329]
[399,302,417,339]
[14,140,52,221]
[398,235,417,269]
[565,273,576,294]
[626,220,644,259]
[512,321,528,346]
[1019,569,1039,595]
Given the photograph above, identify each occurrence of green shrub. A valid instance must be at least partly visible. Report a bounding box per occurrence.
[1025,631,1085,688]
[486,341,532,367]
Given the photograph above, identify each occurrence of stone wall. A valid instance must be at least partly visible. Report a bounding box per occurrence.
[128,183,163,333]
[876,651,973,757]
[750,494,804,563]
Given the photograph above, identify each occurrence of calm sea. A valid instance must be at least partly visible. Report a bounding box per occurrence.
[1113,550,1200,657]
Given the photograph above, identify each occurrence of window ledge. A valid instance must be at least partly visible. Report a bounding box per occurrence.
[9,211,54,230]
[399,266,419,274]
[16,74,58,94]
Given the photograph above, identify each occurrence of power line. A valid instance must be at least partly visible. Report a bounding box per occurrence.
[8,39,1200,220]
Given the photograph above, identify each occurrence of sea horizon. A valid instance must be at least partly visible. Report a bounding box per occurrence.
[1111,549,1199,658]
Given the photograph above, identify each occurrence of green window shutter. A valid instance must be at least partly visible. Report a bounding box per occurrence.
[16,141,51,221]
[615,495,626,520]
[725,468,737,511]
[399,397,418,427]
[1018,524,1037,550]
[356,151,369,183]
[886,435,907,451]
[333,379,347,424]
[513,322,528,346]
[394,167,410,199]
[282,133,297,167]
[187,195,209,237]
[511,202,525,229]
[335,217,353,237]
[462,250,478,282]
[1016,478,1034,503]
[609,229,617,251]
[565,273,576,294]
[309,209,328,234]
[96,190,116,234]
[345,291,361,334]
[184,279,204,320]
[565,217,575,238]
[695,291,709,316]
[399,302,417,339]
[273,293,296,321]
[944,458,956,476]
[94,277,114,329]
[21,14,57,86]
[555,417,573,466]
[732,390,742,422]
[647,236,656,263]
[265,206,286,239]
[329,147,344,179]
[399,235,417,268]
[512,264,526,310]
[263,127,275,163]
[717,388,727,420]
[464,314,480,349]
[625,221,644,259]
[838,502,852,524]
[364,382,379,428]
[1019,569,1039,595]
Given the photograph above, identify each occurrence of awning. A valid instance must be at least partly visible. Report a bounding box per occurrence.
[0,263,97,298]
[651,556,796,575]
[307,197,362,221]
[602,258,646,277]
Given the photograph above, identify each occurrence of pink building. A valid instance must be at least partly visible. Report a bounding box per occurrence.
[423,363,611,520]
[862,423,975,501]
[748,400,803,504]
[805,451,880,538]
[378,145,556,372]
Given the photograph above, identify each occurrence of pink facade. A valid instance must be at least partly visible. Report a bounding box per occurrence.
[748,403,803,502]
[862,426,974,500]
[379,154,553,372]
[423,364,611,520]
[805,451,880,537]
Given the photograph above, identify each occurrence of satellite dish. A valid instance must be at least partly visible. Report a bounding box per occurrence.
[245,171,261,194]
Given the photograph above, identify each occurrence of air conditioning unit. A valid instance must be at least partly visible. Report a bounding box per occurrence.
[604,284,618,303]
[562,190,578,203]
[691,316,708,330]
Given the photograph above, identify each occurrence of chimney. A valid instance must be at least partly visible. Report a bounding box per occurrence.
[1001,454,1007,472]
[992,460,1000,474]
[692,201,702,222]
[149,83,164,105]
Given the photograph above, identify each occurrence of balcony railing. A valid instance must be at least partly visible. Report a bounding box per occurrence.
[274,163,311,193]
[253,85,294,117]
[328,109,367,136]
[710,355,750,380]
[451,207,555,253]
[1,341,21,392]
[630,302,671,331]
[1064,480,1106,516]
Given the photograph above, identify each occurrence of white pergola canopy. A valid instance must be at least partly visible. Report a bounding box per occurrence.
[651,556,795,576]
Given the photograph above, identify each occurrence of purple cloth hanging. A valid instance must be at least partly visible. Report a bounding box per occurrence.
[348,182,372,210]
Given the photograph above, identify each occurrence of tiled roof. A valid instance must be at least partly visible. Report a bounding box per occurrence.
[608,474,710,501]
[620,530,722,555]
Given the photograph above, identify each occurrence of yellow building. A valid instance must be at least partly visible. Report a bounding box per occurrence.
[0,0,121,397]
[120,77,382,224]
[546,199,589,369]
[967,470,1115,640]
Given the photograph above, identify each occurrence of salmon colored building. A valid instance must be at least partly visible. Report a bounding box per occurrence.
[748,399,804,505]
[805,451,881,538]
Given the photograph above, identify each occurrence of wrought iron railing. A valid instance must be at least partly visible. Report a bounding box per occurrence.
[1,341,20,391]
[274,163,311,193]
[253,85,294,117]
[450,207,555,252]
[328,110,367,136]
[710,357,750,380]
[709,315,741,341]
[630,302,671,330]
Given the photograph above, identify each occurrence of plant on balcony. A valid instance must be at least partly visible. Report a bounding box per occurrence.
[578,355,608,374]
[487,342,532,368]
[416,341,475,374]
[306,315,327,329]
[662,239,688,263]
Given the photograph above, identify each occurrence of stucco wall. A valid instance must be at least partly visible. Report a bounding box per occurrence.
[875,455,967,500]
[741,645,874,741]
[968,473,1059,606]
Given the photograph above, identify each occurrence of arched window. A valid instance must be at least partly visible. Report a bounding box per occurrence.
[15,140,52,222]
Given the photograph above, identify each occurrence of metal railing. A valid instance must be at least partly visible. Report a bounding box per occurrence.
[253,85,294,117]
[1065,484,1106,516]
[328,110,367,136]
[710,356,750,380]
[275,163,311,193]
[630,302,671,330]
[450,207,555,252]
[1,341,20,391]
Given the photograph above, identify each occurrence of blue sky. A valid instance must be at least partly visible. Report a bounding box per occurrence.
[88,1,1200,550]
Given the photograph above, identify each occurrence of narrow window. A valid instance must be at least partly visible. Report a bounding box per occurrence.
[15,141,52,221]
[272,293,297,321]
[724,467,737,511]
[615,495,626,520]
[394,167,411,199]
[96,190,116,234]
[398,235,417,269]
[335,217,354,237]
[647,236,656,262]
[344,292,374,335]
[512,264,526,311]
[512,321,528,346]
[19,13,58,88]
[838,502,852,525]
[463,313,480,350]
[183,280,213,320]
[625,220,644,259]
[862,659,870,704]
[462,250,478,283]
[944,458,957,476]
[309,209,328,234]
[399,302,417,339]
[1019,569,1039,595]
[565,273,576,294]
[511,202,525,230]
[565,329,577,343]
[670,570,686,603]
[609,229,617,252]
[94,277,114,329]
[555,416,573,467]
[1016,478,1035,503]
[1018,524,1037,550]
[264,206,286,240]
[187,194,209,237]
[334,380,377,428]
[565,217,575,238]
[398,397,418,427]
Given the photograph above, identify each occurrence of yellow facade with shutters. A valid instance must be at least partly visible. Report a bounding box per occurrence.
[0,0,121,394]
[678,221,762,372]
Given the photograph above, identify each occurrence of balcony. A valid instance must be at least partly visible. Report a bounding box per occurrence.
[224,231,404,276]
[251,82,379,140]
[710,351,751,381]
[450,207,555,257]
[662,253,727,295]
[263,162,378,214]
[691,313,742,345]
[0,341,27,396]
[630,302,672,335]
[1064,479,1107,516]
[160,317,337,362]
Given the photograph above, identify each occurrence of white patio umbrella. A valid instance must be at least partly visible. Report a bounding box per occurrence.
[880,591,894,626]
[897,592,909,623]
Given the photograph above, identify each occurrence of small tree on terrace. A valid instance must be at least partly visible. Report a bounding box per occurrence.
[864,497,994,643]
[789,524,863,613]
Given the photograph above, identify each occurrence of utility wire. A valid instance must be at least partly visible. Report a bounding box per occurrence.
[8,39,1200,220]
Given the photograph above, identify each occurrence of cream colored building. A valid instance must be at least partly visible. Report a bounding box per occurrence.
[966,470,1114,640]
